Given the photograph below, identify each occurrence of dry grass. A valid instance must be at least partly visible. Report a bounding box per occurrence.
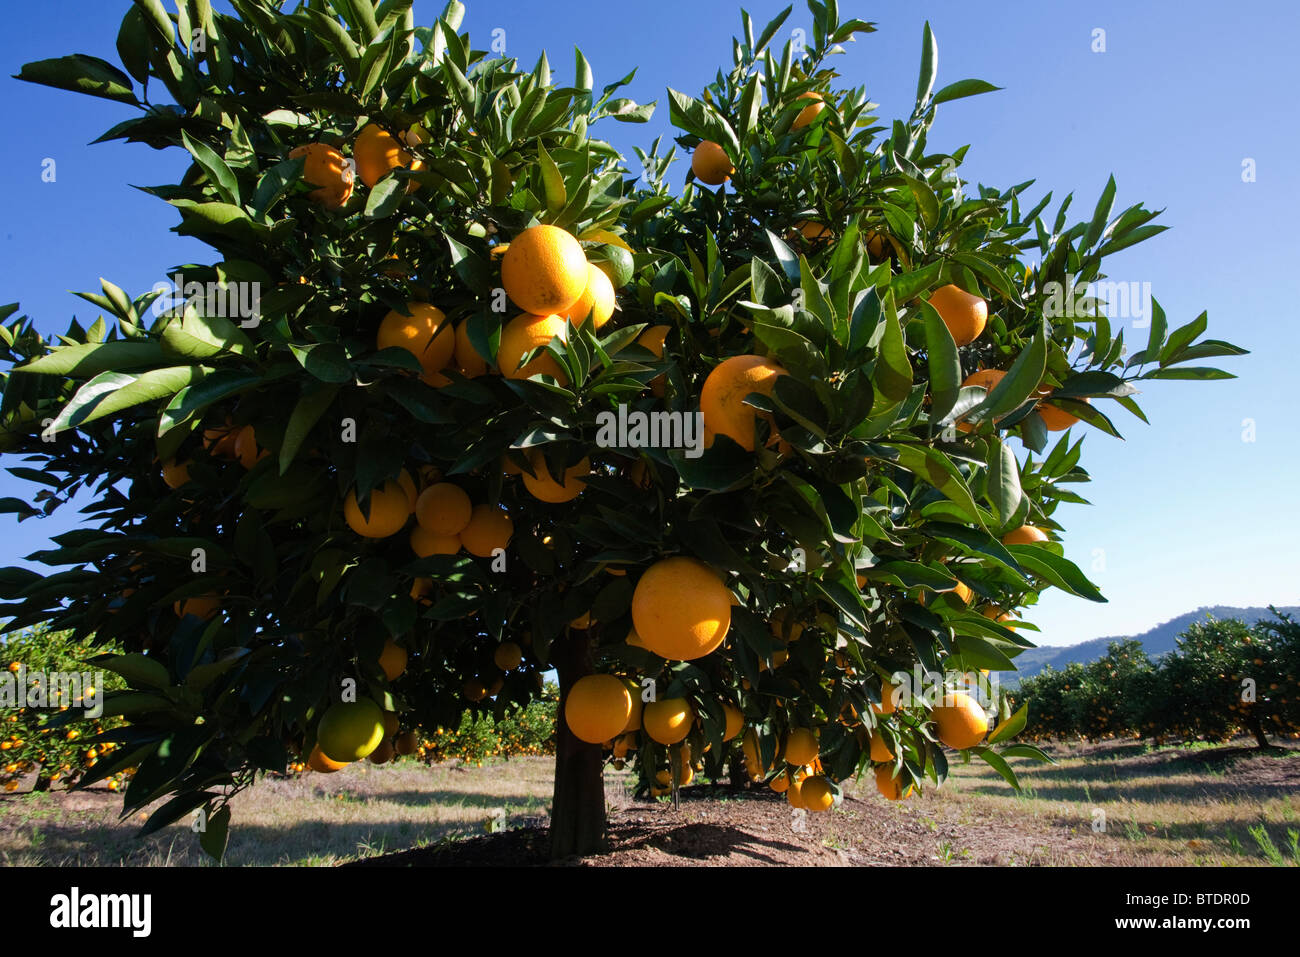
[840,737,1300,866]
[1,738,1296,867]
[0,758,563,866]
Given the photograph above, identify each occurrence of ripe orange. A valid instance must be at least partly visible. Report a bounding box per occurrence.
[173,595,220,621]
[522,451,588,503]
[232,426,267,469]
[453,321,489,377]
[493,642,523,671]
[1038,395,1088,431]
[463,679,488,702]
[307,745,348,773]
[770,607,804,642]
[700,355,788,452]
[792,91,825,130]
[872,681,899,715]
[625,626,648,649]
[962,368,1005,393]
[636,324,670,397]
[630,556,732,660]
[742,728,766,778]
[353,124,420,189]
[289,144,353,209]
[560,262,615,330]
[565,674,633,744]
[952,581,973,605]
[865,229,890,260]
[787,775,806,808]
[642,697,694,745]
[800,775,834,812]
[410,526,460,558]
[784,727,819,767]
[501,225,588,316]
[497,312,569,383]
[382,711,400,737]
[316,699,386,762]
[928,284,988,347]
[415,482,472,535]
[161,459,192,489]
[932,692,989,750]
[796,220,833,243]
[367,738,395,764]
[868,730,894,763]
[202,419,239,458]
[378,639,408,681]
[344,480,411,538]
[1002,524,1049,545]
[722,702,744,742]
[622,679,644,732]
[982,605,1018,629]
[377,303,454,381]
[770,772,791,794]
[875,763,912,801]
[458,504,514,557]
[691,140,733,185]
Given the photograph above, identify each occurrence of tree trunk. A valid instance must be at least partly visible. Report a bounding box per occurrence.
[549,629,607,859]
[1245,709,1273,750]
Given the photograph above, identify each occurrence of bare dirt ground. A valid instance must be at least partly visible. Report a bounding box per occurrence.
[3,738,1297,866]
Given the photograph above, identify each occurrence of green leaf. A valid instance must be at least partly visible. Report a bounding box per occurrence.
[888,261,943,304]
[116,7,152,84]
[915,21,937,109]
[574,47,593,93]
[953,635,1018,672]
[51,367,207,433]
[986,439,1022,524]
[133,0,175,43]
[538,142,566,217]
[15,55,138,105]
[1082,174,1116,250]
[1139,366,1235,381]
[94,652,171,689]
[931,78,1002,105]
[280,385,339,474]
[17,340,170,378]
[987,701,1028,744]
[1158,311,1207,367]
[289,343,352,383]
[883,443,983,525]
[738,74,761,139]
[161,308,254,359]
[251,157,305,219]
[977,747,1020,790]
[181,131,240,206]
[976,322,1047,420]
[871,296,912,403]
[921,302,961,423]
[1008,546,1105,602]
[199,804,231,862]
[158,370,264,436]
[364,176,405,219]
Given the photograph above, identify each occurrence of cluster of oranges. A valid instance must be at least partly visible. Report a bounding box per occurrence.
[690,90,1087,441]
[289,122,428,211]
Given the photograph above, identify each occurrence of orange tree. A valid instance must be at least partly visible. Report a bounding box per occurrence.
[0,1,1244,858]
[1012,613,1300,746]
[0,624,128,791]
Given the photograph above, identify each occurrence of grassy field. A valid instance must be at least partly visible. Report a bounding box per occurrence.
[0,738,1296,866]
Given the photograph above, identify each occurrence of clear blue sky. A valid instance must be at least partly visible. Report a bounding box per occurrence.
[1,1,1297,647]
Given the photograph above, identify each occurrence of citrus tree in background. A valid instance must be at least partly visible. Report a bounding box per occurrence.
[0,0,1244,859]
[1013,612,1300,747]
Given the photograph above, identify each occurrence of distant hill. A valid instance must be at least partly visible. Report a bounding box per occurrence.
[1004,605,1300,687]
